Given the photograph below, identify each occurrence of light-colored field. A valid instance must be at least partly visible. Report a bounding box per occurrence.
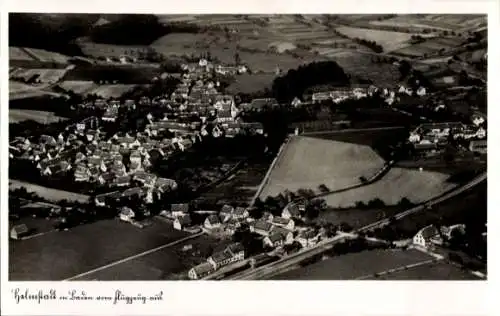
[22,47,70,64]
[322,167,456,208]
[90,84,137,98]
[370,14,486,32]
[9,109,68,123]
[259,136,386,198]
[335,26,414,52]
[58,80,97,94]
[268,41,296,53]
[374,260,481,280]
[9,81,63,100]
[77,40,148,58]
[9,47,34,61]
[10,68,68,83]
[9,180,90,203]
[58,81,137,97]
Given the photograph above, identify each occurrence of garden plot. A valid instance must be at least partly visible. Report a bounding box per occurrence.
[259,136,385,199]
[335,26,414,52]
[322,167,456,208]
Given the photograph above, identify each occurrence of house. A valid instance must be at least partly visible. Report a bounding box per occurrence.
[271,217,295,230]
[10,224,30,240]
[113,175,131,187]
[207,250,235,269]
[74,165,90,182]
[119,207,135,222]
[173,215,192,231]
[296,230,320,248]
[204,214,222,230]
[413,225,442,248]
[188,262,215,280]
[416,86,426,96]
[471,115,485,126]
[469,140,487,154]
[171,203,189,217]
[263,232,286,248]
[233,207,249,220]
[98,172,115,185]
[440,224,466,240]
[250,220,273,237]
[272,226,294,244]
[226,242,245,261]
[282,203,302,220]
[219,204,234,223]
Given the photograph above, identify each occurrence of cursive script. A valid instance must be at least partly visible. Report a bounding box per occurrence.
[11,288,57,304]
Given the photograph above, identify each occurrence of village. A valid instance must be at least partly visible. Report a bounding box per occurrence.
[9,54,487,281]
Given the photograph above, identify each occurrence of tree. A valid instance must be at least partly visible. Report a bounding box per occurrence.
[398,197,412,208]
[318,184,329,193]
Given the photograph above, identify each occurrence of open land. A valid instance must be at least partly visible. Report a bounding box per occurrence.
[225,73,276,94]
[321,167,456,208]
[9,109,68,123]
[10,68,69,83]
[259,136,386,198]
[392,37,464,58]
[369,15,486,33]
[315,206,403,229]
[9,217,190,280]
[9,180,90,203]
[272,248,435,280]
[335,26,414,52]
[372,260,481,280]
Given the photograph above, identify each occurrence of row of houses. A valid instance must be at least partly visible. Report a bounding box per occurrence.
[188,242,245,279]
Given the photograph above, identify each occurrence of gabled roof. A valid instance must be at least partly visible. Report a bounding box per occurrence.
[192,262,215,275]
[226,242,245,255]
[272,216,291,226]
[221,204,234,214]
[253,220,273,232]
[418,225,440,239]
[176,214,192,226]
[171,203,189,213]
[206,214,221,225]
[210,250,233,263]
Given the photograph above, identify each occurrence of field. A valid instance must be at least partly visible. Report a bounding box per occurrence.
[392,37,464,58]
[9,109,68,123]
[9,218,190,280]
[315,206,403,229]
[327,51,401,85]
[273,248,436,280]
[335,26,414,52]
[369,15,486,33]
[9,180,90,203]
[9,47,34,61]
[225,73,276,94]
[9,68,69,83]
[388,181,486,237]
[259,136,386,198]
[77,39,148,58]
[195,160,270,206]
[322,167,457,208]
[88,84,138,98]
[9,81,63,100]
[373,260,481,280]
[58,80,97,94]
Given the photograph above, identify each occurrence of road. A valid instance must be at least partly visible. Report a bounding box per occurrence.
[64,232,204,281]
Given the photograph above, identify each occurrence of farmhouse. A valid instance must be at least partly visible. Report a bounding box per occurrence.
[282,203,303,220]
[204,214,222,230]
[250,220,273,237]
[119,207,135,222]
[171,203,189,217]
[188,262,215,280]
[413,225,442,248]
[440,224,466,240]
[233,207,249,220]
[10,224,30,240]
[296,230,320,248]
[173,215,192,231]
[263,232,286,248]
[271,217,295,230]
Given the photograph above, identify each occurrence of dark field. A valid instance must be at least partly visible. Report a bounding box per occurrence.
[9,218,190,280]
[372,261,482,280]
[388,181,486,237]
[273,248,434,280]
[194,159,270,206]
[314,206,403,229]
[71,234,229,281]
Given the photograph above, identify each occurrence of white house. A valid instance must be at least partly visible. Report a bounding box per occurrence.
[119,207,135,222]
[408,132,421,143]
[204,214,222,230]
[296,230,320,248]
[413,225,442,248]
[173,215,192,231]
[416,87,427,96]
[188,262,215,280]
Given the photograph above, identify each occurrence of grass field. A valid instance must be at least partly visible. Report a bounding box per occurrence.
[373,260,481,280]
[9,180,90,203]
[392,37,463,58]
[89,84,138,98]
[327,51,401,85]
[273,248,435,280]
[315,206,403,229]
[58,80,97,94]
[77,39,148,58]
[225,73,276,94]
[19,47,70,64]
[9,218,190,280]
[10,68,69,83]
[9,109,68,123]
[322,167,456,208]
[9,47,35,61]
[259,136,386,198]
[335,26,414,52]
[369,14,486,33]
